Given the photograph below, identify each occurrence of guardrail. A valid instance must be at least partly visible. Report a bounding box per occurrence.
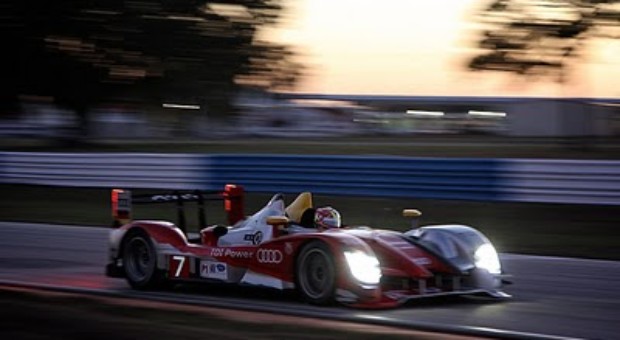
[1,152,619,205]
[0,152,207,189]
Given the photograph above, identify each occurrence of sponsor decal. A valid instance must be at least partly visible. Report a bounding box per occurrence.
[117,198,130,209]
[384,290,410,301]
[284,242,293,255]
[210,248,254,259]
[200,260,227,280]
[243,231,263,245]
[257,249,283,264]
[151,194,199,202]
[413,257,432,266]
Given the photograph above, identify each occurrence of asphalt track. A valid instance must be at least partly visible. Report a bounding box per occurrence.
[1,222,618,340]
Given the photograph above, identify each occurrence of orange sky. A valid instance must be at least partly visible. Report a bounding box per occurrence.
[264,0,620,98]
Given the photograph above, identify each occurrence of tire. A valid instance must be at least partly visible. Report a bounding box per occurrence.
[122,232,163,290]
[296,241,336,305]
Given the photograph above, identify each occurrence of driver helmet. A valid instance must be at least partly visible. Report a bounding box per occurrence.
[314,206,341,229]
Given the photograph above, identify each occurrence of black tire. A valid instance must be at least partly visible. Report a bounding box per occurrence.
[122,232,163,290]
[296,241,336,305]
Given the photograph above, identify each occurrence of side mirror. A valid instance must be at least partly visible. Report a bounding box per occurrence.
[267,216,289,237]
[267,216,289,228]
[402,209,422,230]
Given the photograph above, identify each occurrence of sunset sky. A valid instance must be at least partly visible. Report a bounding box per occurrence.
[264,0,620,98]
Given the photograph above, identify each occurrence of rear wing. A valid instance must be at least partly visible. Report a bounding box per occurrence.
[111,184,245,234]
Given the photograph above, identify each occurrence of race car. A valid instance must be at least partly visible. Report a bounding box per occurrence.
[106,184,511,308]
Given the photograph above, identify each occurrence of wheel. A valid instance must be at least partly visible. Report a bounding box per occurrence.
[122,232,163,290]
[296,241,336,305]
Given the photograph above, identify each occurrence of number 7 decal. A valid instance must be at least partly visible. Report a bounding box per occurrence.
[170,255,189,278]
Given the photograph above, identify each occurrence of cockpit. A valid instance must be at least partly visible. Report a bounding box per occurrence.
[201,192,320,247]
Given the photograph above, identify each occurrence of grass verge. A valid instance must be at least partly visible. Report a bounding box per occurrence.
[3,135,620,159]
[1,184,618,260]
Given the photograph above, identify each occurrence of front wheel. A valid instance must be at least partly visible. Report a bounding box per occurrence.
[296,241,336,305]
[122,232,163,290]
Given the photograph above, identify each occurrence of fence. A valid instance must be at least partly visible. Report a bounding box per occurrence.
[1,152,619,205]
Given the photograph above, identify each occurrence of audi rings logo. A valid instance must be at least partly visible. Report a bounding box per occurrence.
[257,249,283,264]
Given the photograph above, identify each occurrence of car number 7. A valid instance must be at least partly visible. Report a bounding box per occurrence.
[172,256,186,277]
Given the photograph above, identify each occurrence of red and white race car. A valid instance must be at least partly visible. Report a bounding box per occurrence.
[106,185,510,308]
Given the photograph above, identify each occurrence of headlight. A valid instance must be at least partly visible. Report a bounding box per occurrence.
[344,250,381,285]
[474,243,501,275]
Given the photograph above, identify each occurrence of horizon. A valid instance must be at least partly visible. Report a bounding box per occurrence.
[264,0,620,98]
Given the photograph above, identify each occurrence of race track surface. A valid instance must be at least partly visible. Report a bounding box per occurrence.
[1,222,618,340]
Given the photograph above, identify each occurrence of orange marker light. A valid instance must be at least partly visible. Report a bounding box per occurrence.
[111,189,132,227]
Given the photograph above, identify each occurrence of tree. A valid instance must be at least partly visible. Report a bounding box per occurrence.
[236,41,305,91]
[468,0,620,82]
[0,0,302,136]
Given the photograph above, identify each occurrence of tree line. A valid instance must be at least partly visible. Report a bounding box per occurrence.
[0,0,302,127]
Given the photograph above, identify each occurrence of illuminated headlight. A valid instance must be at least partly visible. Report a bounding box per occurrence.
[474,243,501,275]
[344,251,381,285]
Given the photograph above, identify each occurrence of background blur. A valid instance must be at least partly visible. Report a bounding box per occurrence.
[1,4,619,339]
[1,0,620,144]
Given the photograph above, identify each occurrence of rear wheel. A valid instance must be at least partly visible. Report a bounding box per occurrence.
[122,232,163,290]
[296,241,336,305]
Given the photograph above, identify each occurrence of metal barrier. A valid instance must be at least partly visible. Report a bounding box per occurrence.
[1,152,619,205]
[201,155,505,201]
[499,159,620,205]
[0,152,207,189]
